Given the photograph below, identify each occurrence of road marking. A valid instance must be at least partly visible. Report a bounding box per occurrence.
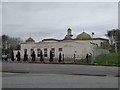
[20,73,117,78]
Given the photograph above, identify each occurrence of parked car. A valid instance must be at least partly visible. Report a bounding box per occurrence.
[2,55,8,61]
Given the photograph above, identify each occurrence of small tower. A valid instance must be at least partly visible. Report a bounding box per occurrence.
[67,28,73,37]
[64,28,73,40]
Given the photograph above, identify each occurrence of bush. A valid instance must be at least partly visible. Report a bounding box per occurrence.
[75,58,92,64]
[94,53,119,66]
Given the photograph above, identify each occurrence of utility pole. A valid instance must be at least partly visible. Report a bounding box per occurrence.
[74,51,77,63]
[5,41,8,49]
[92,32,94,43]
[91,32,95,62]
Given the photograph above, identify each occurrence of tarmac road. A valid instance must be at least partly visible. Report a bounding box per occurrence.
[2,61,119,88]
[2,72,118,88]
[2,61,119,76]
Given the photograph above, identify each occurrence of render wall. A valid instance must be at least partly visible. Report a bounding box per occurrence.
[14,40,96,61]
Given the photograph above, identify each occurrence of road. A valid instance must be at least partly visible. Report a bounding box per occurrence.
[2,62,118,76]
[2,72,118,88]
[2,62,119,88]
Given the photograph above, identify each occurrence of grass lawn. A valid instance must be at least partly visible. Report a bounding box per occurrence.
[75,53,120,66]
[94,53,119,66]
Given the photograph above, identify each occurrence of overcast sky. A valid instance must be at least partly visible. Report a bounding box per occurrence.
[2,2,118,42]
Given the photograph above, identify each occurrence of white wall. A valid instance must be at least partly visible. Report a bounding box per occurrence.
[14,40,98,60]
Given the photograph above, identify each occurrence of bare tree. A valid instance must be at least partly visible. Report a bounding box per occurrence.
[106,29,120,53]
[2,35,23,58]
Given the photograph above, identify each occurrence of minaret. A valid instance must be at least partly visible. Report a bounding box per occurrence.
[67,28,73,37]
[64,28,73,40]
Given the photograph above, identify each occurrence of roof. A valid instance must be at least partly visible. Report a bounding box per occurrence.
[64,35,72,40]
[76,32,92,40]
[26,37,35,42]
[92,38,108,41]
[42,39,63,42]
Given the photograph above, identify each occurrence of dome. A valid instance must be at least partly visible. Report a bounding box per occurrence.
[26,37,35,42]
[76,32,91,40]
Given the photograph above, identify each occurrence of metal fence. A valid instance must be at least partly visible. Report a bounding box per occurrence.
[91,47,110,63]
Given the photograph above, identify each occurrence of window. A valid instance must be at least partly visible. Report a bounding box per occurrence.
[44,48,47,57]
[31,49,34,55]
[51,48,55,57]
[37,49,41,57]
[58,48,62,52]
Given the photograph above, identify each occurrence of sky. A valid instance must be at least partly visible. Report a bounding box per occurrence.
[2,2,118,42]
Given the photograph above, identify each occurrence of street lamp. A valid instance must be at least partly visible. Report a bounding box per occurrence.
[92,32,94,42]
[91,32,95,63]
[74,51,77,63]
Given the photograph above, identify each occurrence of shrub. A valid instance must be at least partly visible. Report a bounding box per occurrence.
[94,53,119,66]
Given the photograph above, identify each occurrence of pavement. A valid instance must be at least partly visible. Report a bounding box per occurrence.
[2,61,119,88]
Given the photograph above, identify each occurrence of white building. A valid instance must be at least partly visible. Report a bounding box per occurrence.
[14,28,108,61]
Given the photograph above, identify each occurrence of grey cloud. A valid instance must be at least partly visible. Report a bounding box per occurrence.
[2,2,118,42]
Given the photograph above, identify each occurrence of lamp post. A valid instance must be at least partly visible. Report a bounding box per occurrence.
[91,32,95,63]
[74,51,77,63]
[92,32,94,43]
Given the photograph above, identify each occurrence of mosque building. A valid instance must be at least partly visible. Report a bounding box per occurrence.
[14,28,108,61]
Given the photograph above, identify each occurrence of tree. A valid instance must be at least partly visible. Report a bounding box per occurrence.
[2,35,23,58]
[86,53,89,64]
[16,51,21,61]
[11,50,14,61]
[40,50,44,62]
[106,29,120,53]
[59,52,62,63]
[2,35,9,54]
[49,50,53,62]
[109,45,115,53]
[31,51,36,62]
[101,41,110,50]
[23,51,28,61]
